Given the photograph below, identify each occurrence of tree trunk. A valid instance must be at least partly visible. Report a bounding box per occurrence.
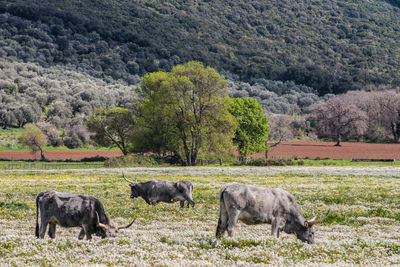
[391,121,400,143]
[40,149,46,161]
[184,147,191,166]
[335,135,342,146]
[190,154,197,166]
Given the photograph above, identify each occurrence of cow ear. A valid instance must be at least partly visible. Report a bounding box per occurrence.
[304,221,309,228]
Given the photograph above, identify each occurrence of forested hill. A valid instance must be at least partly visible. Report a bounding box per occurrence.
[1,0,400,95]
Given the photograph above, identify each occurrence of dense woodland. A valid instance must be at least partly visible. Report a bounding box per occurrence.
[0,0,400,150]
[1,0,400,94]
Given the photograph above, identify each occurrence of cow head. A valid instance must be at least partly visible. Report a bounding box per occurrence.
[297,224,315,244]
[122,173,139,198]
[96,212,135,238]
[297,210,330,244]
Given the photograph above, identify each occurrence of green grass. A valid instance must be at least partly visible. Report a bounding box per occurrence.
[0,161,105,170]
[293,158,400,167]
[0,158,398,170]
[1,166,400,265]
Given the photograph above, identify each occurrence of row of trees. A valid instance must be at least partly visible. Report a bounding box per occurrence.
[0,58,326,149]
[15,61,400,163]
[309,89,400,145]
[86,62,270,166]
[267,88,400,148]
[20,62,270,165]
[85,63,400,164]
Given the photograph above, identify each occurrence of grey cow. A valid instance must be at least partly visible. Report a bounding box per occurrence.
[35,191,135,240]
[123,174,195,208]
[216,183,329,244]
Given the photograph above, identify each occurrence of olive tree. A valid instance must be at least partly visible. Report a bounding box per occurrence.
[19,123,47,161]
[86,107,135,155]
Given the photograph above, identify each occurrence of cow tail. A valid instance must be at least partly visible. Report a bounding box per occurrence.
[216,187,227,238]
[35,194,40,238]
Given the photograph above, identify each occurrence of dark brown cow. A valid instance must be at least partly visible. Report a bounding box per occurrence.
[35,191,135,240]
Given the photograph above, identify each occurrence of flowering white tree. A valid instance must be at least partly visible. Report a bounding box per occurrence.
[363,90,400,142]
[308,94,368,146]
[340,89,400,142]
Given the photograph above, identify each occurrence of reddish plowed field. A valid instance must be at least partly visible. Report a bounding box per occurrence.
[0,141,399,160]
[0,150,123,161]
[260,141,400,160]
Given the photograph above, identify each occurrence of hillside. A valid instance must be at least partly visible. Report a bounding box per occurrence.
[1,0,400,95]
[0,58,137,147]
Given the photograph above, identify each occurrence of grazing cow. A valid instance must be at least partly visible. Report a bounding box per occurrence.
[35,191,135,240]
[123,173,195,208]
[216,183,329,244]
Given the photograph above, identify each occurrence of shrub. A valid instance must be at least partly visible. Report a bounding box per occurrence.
[156,154,184,166]
[104,155,159,167]
[197,153,238,165]
[245,158,295,166]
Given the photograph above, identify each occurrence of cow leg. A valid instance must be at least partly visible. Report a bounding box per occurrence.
[227,209,240,237]
[180,200,185,208]
[48,223,56,239]
[78,229,85,240]
[83,225,92,240]
[39,217,49,239]
[188,199,195,208]
[183,193,195,208]
[271,217,286,238]
[271,218,279,237]
[216,209,228,238]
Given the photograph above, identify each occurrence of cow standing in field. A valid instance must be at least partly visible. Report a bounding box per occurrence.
[35,191,135,240]
[123,173,195,208]
[216,183,329,244]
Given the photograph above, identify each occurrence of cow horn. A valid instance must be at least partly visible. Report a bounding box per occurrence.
[306,209,330,227]
[122,172,135,184]
[96,211,109,230]
[117,218,136,230]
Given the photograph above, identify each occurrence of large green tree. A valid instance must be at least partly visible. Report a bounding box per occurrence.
[19,123,47,161]
[229,97,270,163]
[133,61,236,166]
[86,107,135,155]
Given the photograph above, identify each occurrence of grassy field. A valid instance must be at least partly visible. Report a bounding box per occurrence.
[1,166,400,265]
[0,159,399,170]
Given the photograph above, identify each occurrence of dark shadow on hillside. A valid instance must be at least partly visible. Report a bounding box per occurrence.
[382,0,400,8]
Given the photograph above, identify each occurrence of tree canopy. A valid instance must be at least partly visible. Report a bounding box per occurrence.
[132,61,236,165]
[229,97,270,162]
[308,94,368,146]
[1,0,400,94]
[19,123,47,160]
[86,107,135,155]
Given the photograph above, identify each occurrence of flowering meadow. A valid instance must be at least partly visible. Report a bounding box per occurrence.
[1,166,400,266]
